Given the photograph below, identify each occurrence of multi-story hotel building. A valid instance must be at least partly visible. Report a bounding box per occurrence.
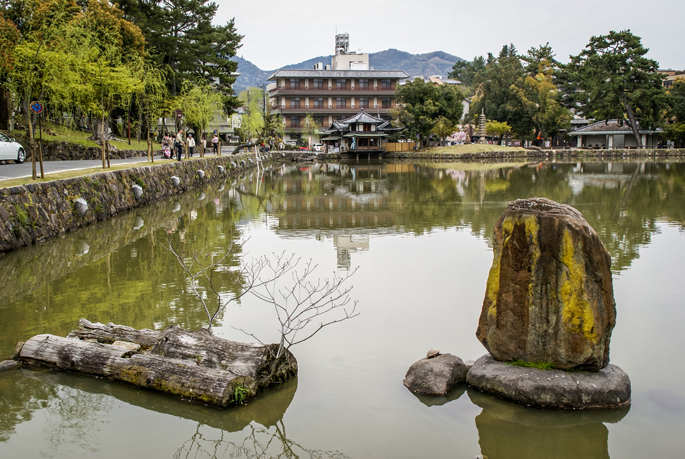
[267,34,409,144]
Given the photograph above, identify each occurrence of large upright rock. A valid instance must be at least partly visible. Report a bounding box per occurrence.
[476,198,616,370]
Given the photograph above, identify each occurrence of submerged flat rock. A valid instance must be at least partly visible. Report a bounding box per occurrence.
[466,354,631,409]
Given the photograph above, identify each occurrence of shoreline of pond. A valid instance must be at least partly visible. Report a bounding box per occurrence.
[0,153,269,254]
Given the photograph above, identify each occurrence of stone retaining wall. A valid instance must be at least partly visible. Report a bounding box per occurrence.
[0,153,268,253]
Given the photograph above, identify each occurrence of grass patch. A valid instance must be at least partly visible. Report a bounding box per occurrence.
[13,123,152,150]
[506,359,557,370]
[419,144,528,155]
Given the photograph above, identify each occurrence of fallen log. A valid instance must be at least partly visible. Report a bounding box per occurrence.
[17,320,298,408]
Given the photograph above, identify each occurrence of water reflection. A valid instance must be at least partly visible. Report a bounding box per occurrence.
[8,368,347,459]
[252,160,685,271]
[2,159,685,457]
[469,389,629,459]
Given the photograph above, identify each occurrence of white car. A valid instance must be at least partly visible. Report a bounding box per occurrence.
[0,132,26,163]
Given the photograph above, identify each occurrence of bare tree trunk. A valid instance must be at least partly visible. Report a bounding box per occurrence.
[0,88,11,131]
[621,97,643,148]
[136,98,142,143]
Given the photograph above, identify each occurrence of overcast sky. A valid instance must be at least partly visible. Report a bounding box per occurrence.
[215,0,684,71]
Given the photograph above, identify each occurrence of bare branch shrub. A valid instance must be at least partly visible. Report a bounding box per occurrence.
[159,237,359,364]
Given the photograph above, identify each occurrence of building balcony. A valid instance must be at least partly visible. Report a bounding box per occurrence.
[278,107,394,115]
[269,88,396,97]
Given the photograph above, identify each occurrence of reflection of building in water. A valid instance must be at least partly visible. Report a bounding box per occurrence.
[568,162,656,195]
[334,234,369,269]
[272,163,392,268]
[275,163,393,231]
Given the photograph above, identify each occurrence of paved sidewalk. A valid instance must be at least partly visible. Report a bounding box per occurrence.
[0,151,229,181]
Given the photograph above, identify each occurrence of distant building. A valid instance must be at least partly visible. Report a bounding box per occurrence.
[567,120,662,148]
[268,34,408,144]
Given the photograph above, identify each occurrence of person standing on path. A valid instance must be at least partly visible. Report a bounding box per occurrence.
[212,134,219,155]
[187,134,195,157]
[175,129,185,161]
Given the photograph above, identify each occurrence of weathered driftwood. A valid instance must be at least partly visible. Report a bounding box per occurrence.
[67,319,161,349]
[18,320,298,408]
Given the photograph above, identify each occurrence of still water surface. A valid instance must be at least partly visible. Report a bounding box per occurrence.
[1,159,684,458]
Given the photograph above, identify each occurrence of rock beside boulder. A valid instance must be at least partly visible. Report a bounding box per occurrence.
[477,197,616,370]
[466,354,630,409]
[404,353,468,396]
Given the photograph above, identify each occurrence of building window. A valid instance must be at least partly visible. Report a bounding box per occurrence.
[336,79,347,90]
[290,79,300,89]
[358,97,369,108]
[290,116,301,127]
[359,79,369,89]
[381,98,391,108]
[381,79,392,89]
[313,97,324,108]
[290,97,300,108]
[336,97,347,108]
[314,116,324,126]
[313,78,323,89]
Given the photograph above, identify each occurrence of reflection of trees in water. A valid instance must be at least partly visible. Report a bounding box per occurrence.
[175,421,348,459]
[0,368,114,454]
[0,176,257,357]
[41,385,115,454]
[0,370,56,442]
[267,160,685,274]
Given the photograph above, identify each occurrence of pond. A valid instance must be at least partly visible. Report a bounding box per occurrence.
[1,158,684,458]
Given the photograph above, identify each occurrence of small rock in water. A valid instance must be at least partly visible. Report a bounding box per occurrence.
[427,348,440,358]
[404,353,468,396]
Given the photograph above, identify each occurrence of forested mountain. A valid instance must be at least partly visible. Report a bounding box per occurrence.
[232,50,463,92]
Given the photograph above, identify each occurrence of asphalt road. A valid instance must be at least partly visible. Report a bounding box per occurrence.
[0,150,228,181]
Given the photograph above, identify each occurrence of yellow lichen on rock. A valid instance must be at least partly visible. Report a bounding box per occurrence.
[560,229,597,343]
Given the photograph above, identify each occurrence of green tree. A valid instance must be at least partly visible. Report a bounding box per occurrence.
[558,30,668,147]
[664,78,685,147]
[511,58,571,142]
[393,78,464,147]
[448,56,485,96]
[431,116,456,143]
[178,80,223,143]
[469,44,534,139]
[485,120,511,144]
[301,113,321,148]
[116,0,242,114]
[238,87,264,144]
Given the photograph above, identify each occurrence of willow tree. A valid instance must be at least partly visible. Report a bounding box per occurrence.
[179,81,223,147]
[238,87,265,146]
[3,0,80,178]
[301,113,321,148]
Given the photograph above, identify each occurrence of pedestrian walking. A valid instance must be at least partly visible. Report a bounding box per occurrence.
[175,129,185,161]
[212,134,219,155]
[187,134,195,157]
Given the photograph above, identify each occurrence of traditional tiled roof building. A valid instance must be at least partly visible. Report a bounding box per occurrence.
[319,109,402,153]
[567,120,662,149]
